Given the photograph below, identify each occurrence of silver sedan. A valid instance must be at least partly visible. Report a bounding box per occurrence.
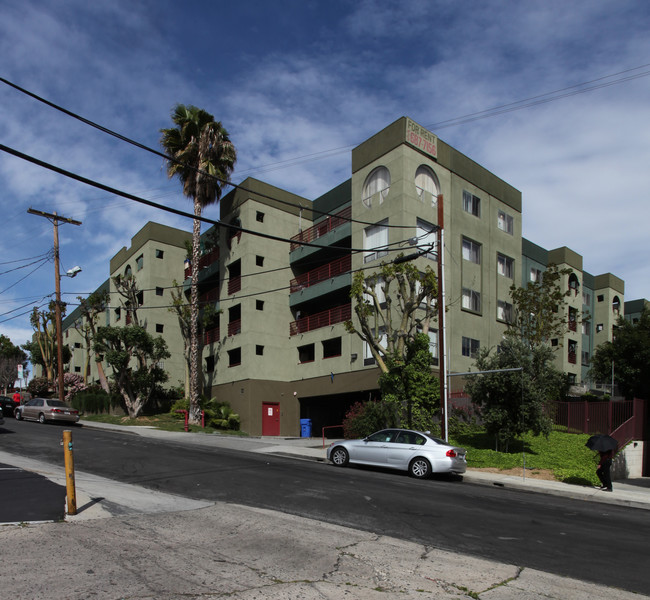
[15,398,80,424]
[327,428,467,479]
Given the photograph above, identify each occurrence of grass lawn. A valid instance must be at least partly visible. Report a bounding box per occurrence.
[450,427,601,486]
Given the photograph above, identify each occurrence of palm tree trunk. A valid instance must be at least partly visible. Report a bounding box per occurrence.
[188,199,202,424]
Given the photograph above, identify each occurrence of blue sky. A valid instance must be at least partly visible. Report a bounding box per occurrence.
[1,0,649,352]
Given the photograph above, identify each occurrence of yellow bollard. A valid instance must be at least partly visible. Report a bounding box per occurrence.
[63,430,77,516]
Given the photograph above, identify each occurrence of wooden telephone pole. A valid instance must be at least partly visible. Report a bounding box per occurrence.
[27,209,82,402]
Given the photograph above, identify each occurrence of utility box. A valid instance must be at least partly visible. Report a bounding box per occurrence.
[300,418,312,438]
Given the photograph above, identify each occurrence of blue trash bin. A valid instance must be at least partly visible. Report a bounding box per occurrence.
[300,418,312,438]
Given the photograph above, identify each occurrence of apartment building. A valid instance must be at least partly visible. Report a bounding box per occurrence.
[63,222,192,388]
[57,117,638,435]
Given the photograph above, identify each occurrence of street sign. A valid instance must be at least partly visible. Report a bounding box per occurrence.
[17,364,23,380]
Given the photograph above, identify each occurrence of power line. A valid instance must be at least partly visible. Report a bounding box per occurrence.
[0,143,425,254]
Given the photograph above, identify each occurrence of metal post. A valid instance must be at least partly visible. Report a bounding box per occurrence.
[63,430,77,515]
[53,216,65,403]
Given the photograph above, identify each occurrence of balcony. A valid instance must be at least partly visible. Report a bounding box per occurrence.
[185,247,220,279]
[228,275,242,295]
[289,303,351,336]
[228,319,241,337]
[569,319,577,332]
[204,326,220,345]
[568,351,577,364]
[290,255,351,293]
[199,289,220,306]
[290,206,351,251]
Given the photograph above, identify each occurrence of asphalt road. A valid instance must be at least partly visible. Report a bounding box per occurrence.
[3,419,649,595]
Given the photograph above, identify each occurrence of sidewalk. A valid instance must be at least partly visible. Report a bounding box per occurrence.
[2,420,649,600]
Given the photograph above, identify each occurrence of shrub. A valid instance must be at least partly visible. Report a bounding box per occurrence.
[342,400,395,439]
[27,376,51,397]
[70,387,119,414]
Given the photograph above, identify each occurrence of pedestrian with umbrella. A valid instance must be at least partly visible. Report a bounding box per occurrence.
[586,434,618,492]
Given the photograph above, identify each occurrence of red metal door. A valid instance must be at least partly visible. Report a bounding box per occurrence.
[262,402,280,436]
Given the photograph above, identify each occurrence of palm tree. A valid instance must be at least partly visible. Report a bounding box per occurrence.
[160,104,236,424]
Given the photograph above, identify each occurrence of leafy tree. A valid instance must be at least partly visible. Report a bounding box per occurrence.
[378,333,439,431]
[589,309,650,400]
[466,337,560,451]
[507,263,576,348]
[94,325,171,418]
[161,104,237,425]
[25,302,67,383]
[0,334,28,392]
[76,290,111,392]
[168,281,220,398]
[23,336,71,382]
[345,258,437,373]
[342,399,395,439]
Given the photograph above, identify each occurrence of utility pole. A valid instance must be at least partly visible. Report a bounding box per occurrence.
[436,194,448,441]
[27,209,82,402]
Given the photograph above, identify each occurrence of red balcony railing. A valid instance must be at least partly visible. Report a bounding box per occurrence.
[228,319,241,337]
[289,303,351,336]
[199,289,220,305]
[290,255,351,293]
[204,327,220,345]
[568,351,577,364]
[184,248,220,279]
[290,206,351,251]
[228,276,242,295]
[569,319,577,332]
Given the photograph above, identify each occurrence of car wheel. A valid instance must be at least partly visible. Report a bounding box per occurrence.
[409,457,431,479]
[15,409,22,420]
[38,413,46,424]
[330,446,349,467]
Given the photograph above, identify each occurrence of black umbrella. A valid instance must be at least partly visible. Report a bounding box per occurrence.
[586,434,618,452]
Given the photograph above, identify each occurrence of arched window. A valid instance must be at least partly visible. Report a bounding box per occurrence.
[415,165,439,205]
[568,273,580,296]
[612,296,621,314]
[362,167,390,208]
[124,265,132,279]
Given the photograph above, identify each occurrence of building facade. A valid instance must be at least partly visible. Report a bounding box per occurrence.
[58,117,642,435]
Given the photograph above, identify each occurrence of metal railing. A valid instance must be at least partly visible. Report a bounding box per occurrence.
[290,206,351,251]
[289,303,351,336]
[290,255,351,293]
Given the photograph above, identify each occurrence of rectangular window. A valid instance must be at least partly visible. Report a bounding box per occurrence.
[256,211,264,223]
[597,295,604,302]
[322,337,342,359]
[114,307,121,321]
[416,218,437,260]
[256,345,264,356]
[155,287,164,296]
[462,190,480,217]
[462,238,481,264]
[497,254,514,278]
[596,323,604,332]
[582,351,590,366]
[298,344,315,363]
[256,255,264,267]
[462,336,480,358]
[497,300,513,323]
[582,321,590,336]
[228,348,241,367]
[155,249,164,259]
[364,327,386,365]
[497,210,514,234]
[462,288,481,313]
[74,366,81,373]
[205,355,215,373]
[582,291,591,305]
[155,324,164,333]
[136,254,144,271]
[256,300,264,311]
[530,268,542,282]
[363,220,389,263]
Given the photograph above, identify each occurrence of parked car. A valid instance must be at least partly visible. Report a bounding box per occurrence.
[0,406,4,426]
[0,395,18,417]
[327,428,467,479]
[15,398,80,425]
